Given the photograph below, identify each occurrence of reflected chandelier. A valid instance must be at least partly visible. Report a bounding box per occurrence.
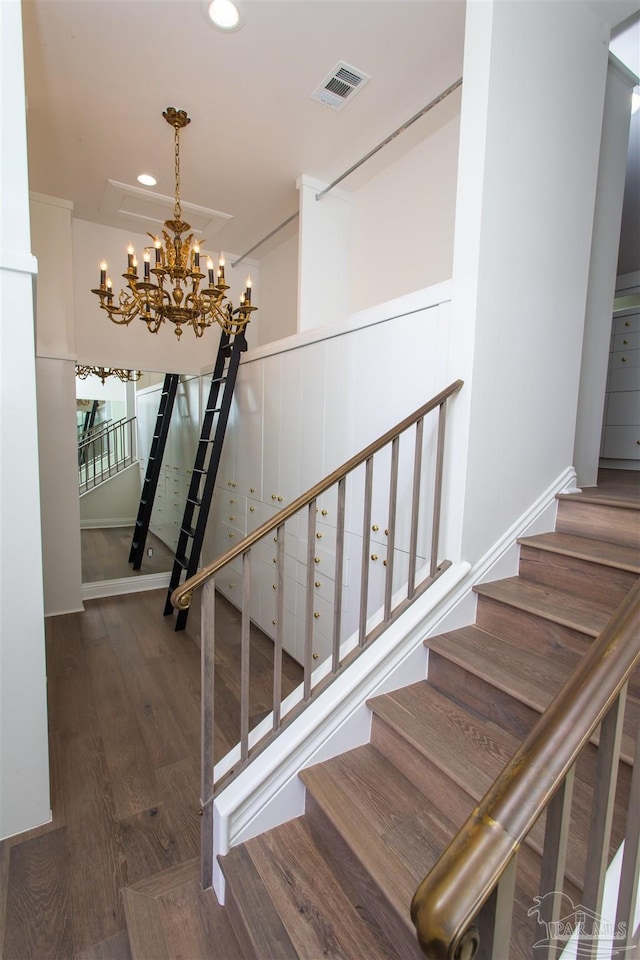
[75,365,142,386]
[91,107,256,340]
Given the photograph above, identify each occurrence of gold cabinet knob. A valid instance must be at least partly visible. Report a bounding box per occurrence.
[272,584,276,590]
[229,498,235,503]
[314,612,320,619]
[250,506,255,512]
[372,524,379,532]
[250,487,256,493]
[229,515,235,521]
[228,532,234,538]
[321,509,328,516]
[385,529,389,536]
[314,557,321,564]
[278,496,284,502]
[621,357,628,362]
[312,653,319,660]
[316,532,322,539]
[623,339,629,345]
[272,494,278,500]
[383,560,388,566]
[314,581,321,588]
[229,583,234,589]
[273,536,278,543]
[272,619,276,626]
[272,557,277,564]
[371,554,378,561]
[625,320,631,326]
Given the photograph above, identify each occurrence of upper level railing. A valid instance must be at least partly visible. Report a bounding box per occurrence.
[411,578,640,960]
[78,415,136,492]
[171,379,463,882]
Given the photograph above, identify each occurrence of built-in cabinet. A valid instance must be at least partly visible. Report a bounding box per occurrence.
[204,292,452,667]
[601,309,640,463]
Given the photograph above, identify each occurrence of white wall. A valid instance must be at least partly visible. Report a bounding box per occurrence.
[254,230,299,347]
[297,176,350,332]
[36,358,83,614]
[348,90,461,315]
[449,0,611,565]
[79,463,141,526]
[30,194,75,358]
[0,0,51,838]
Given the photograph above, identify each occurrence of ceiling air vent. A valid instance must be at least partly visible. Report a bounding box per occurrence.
[311,61,371,111]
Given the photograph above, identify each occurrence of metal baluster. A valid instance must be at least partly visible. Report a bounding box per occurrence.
[615,711,640,951]
[240,552,251,761]
[200,577,216,888]
[273,528,284,729]
[359,457,373,647]
[332,477,346,674]
[384,437,399,621]
[472,855,518,960]
[408,417,424,598]
[580,687,627,959]
[430,401,447,578]
[538,767,576,960]
[304,501,317,699]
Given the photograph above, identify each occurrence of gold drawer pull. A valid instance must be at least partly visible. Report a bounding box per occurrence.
[250,506,255,512]
[229,516,235,521]
[228,532,234,539]
[314,557,321,564]
[278,496,284,502]
[316,532,322,539]
[313,653,319,660]
[321,509,328,516]
[272,494,278,500]
[371,554,378,561]
[372,524,379,532]
[314,612,320,619]
[250,487,256,493]
[621,356,628,362]
[314,581,321,588]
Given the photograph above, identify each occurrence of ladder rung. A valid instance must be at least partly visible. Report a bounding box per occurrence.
[187,496,202,506]
[205,406,223,414]
[192,468,207,475]
[181,525,196,538]
[175,555,189,569]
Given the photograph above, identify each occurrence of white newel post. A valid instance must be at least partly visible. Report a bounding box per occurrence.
[297,175,350,333]
[0,0,51,837]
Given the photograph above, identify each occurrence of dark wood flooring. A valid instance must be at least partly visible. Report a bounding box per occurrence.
[81,527,175,583]
[0,589,302,959]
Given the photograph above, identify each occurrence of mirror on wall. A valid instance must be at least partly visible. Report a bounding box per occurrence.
[77,368,199,585]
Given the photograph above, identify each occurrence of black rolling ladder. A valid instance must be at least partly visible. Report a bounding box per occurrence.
[164,329,247,631]
[129,373,180,570]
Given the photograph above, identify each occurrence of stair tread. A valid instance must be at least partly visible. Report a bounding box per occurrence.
[557,489,639,510]
[122,858,242,960]
[366,681,625,887]
[517,531,640,573]
[427,625,638,764]
[299,743,456,931]
[224,815,399,960]
[473,576,614,636]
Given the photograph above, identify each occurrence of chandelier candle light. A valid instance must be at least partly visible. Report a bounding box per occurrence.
[92,107,256,339]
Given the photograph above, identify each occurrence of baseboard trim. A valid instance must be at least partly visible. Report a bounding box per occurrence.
[80,518,136,529]
[82,572,171,601]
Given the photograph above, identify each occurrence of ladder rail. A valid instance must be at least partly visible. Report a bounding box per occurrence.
[129,373,180,570]
[164,330,247,630]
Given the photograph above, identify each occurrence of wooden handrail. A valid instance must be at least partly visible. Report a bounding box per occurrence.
[171,378,464,611]
[410,578,640,960]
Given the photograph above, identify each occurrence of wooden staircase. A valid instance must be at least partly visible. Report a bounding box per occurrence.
[123,470,639,960]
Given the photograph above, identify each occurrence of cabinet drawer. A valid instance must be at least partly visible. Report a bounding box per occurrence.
[609,348,640,369]
[601,426,640,460]
[605,391,640,427]
[613,331,640,352]
[612,312,640,336]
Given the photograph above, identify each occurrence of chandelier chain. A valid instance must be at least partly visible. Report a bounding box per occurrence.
[174,124,182,222]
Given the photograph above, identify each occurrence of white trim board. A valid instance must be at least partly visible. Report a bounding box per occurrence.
[210,465,576,903]
[80,518,136,529]
[82,572,171,601]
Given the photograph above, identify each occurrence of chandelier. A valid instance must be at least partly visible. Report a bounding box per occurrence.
[75,365,142,386]
[91,107,256,340]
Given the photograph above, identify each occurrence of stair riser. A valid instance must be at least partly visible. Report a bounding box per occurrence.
[370,716,556,902]
[475,595,592,659]
[304,794,424,960]
[427,652,633,800]
[556,500,640,548]
[518,546,637,608]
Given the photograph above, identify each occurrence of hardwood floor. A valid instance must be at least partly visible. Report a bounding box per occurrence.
[81,527,175,582]
[0,589,302,959]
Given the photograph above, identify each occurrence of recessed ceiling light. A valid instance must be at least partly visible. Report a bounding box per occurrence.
[137,173,157,187]
[207,0,242,30]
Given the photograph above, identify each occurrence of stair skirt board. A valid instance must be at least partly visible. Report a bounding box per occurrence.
[82,571,171,601]
[210,466,578,904]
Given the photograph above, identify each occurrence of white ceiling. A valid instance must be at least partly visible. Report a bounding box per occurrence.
[21,0,639,271]
[21,0,467,258]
